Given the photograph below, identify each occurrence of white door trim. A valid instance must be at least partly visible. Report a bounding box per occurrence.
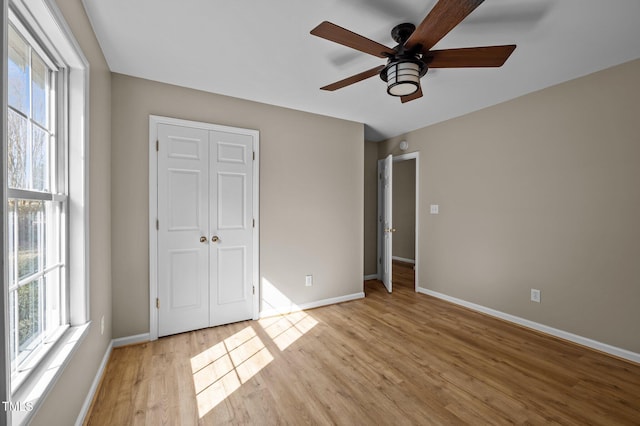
[394,152,419,292]
[376,152,420,292]
[149,115,260,340]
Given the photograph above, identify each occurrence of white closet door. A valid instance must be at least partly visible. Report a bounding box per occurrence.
[156,123,255,337]
[157,124,210,336]
[209,130,254,326]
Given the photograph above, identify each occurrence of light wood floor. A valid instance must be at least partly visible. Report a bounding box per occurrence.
[86,262,640,425]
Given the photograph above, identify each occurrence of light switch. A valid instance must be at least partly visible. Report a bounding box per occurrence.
[430,204,439,214]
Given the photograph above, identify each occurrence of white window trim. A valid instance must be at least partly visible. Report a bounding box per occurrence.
[3,0,90,424]
[2,1,11,423]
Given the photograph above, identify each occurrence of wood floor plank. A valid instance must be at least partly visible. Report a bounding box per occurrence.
[85,262,640,425]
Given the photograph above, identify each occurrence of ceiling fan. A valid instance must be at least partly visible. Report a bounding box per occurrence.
[310,0,516,103]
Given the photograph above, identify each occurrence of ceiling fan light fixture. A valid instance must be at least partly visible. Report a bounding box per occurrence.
[311,2,517,103]
[382,59,426,97]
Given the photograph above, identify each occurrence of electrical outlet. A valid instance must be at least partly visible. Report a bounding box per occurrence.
[305,275,313,287]
[430,204,439,214]
[101,315,105,335]
[531,289,541,303]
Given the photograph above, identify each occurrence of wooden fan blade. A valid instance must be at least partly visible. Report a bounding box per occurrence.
[311,21,395,58]
[427,45,516,68]
[405,0,484,53]
[401,86,423,103]
[320,65,385,91]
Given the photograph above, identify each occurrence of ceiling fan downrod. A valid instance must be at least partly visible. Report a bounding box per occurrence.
[391,22,416,45]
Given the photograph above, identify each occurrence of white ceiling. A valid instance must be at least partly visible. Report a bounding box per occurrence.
[82,0,640,141]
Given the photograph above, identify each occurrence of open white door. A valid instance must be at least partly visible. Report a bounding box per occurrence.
[379,154,393,292]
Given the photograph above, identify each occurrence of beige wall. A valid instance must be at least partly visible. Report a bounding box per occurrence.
[30,0,112,424]
[363,141,378,276]
[392,159,416,261]
[379,59,640,353]
[111,74,364,337]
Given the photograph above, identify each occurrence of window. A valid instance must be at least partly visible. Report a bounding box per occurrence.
[3,0,89,422]
[7,21,66,377]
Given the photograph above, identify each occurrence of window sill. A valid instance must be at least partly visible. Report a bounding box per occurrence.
[12,325,69,390]
[10,322,90,425]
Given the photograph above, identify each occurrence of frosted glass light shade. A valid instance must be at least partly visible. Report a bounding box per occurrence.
[386,61,420,96]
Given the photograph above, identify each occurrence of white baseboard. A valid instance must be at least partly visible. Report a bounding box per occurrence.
[76,333,149,424]
[392,256,415,264]
[260,292,365,318]
[112,333,150,348]
[417,287,640,364]
[364,274,378,281]
[75,340,113,426]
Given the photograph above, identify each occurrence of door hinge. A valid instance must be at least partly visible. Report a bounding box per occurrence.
[156,219,159,230]
[156,140,159,151]
[252,285,255,295]
[252,218,255,228]
[253,151,255,161]
[379,257,382,264]
[156,298,160,309]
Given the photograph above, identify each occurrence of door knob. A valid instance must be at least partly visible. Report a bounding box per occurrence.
[211,236,220,243]
[384,228,397,233]
[200,236,207,243]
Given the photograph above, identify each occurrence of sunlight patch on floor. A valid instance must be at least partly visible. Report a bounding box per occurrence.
[191,279,320,418]
[259,277,319,349]
[258,311,318,351]
[191,326,273,418]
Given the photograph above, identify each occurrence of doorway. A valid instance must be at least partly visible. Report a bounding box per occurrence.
[377,152,419,292]
[149,116,260,339]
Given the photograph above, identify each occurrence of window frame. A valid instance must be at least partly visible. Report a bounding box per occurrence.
[7,18,67,379]
[2,0,90,423]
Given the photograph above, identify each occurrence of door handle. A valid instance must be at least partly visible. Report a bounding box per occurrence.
[200,236,207,243]
[211,236,220,243]
[384,228,397,233]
